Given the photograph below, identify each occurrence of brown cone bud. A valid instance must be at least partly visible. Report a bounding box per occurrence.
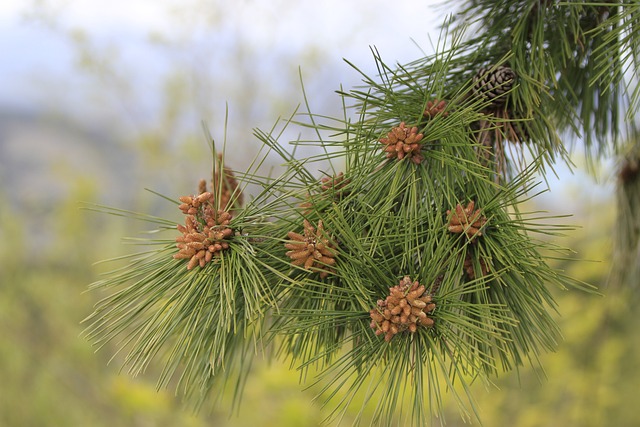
[369,276,436,342]
[447,201,487,240]
[284,219,338,278]
[379,122,424,164]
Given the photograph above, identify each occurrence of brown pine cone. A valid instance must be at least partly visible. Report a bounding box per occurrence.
[369,276,436,342]
[463,252,490,280]
[472,65,516,108]
[197,154,243,211]
[379,122,424,164]
[423,99,449,119]
[447,201,487,239]
[285,219,337,278]
[174,192,234,270]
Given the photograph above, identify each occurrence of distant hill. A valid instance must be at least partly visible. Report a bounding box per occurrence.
[0,108,139,205]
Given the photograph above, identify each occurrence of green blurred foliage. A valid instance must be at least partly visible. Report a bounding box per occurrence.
[3,153,639,426]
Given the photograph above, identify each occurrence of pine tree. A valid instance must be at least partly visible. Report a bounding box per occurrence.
[83,1,640,425]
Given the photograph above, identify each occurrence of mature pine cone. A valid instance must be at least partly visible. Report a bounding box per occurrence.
[472,65,516,108]
[369,276,436,342]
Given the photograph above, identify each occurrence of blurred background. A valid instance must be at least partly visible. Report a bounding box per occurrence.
[0,0,635,426]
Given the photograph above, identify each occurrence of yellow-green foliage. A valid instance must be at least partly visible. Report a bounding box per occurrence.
[3,175,639,426]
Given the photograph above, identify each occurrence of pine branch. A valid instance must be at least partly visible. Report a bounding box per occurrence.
[83,12,601,426]
[453,0,640,157]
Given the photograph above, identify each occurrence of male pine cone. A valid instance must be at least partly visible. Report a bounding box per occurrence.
[285,219,337,278]
[370,276,436,342]
[447,200,487,240]
[174,192,234,269]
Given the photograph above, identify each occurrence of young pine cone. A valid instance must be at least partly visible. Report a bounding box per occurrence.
[320,172,350,198]
[447,201,487,240]
[299,172,351,214]
[463,252,491,280]
[285,219,337,278]
[196,154,243,211]
[174,196,234,269]
[369,276,436,342]
[379,122,424,164]
[472,65,516,108]
[423,99,449,119]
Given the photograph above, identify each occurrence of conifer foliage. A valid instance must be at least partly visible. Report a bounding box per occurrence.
[84,1,640,425]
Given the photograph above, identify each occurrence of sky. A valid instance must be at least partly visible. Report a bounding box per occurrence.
[0,0,446,114]
[0,0,442,45]
[0,0,615,211]
[0,0,451,209]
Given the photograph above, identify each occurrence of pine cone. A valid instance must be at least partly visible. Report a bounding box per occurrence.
[423,99,449,118]
[320,172,350,198]
[463,252,490,280]
[379,122,424,164]
[299,173,351,214]
[472,66,516,108]
[285,219,337,278]
[369,276,436,342]
[447,201,487,239]
[197,154,242,211]
[174,209,233,270]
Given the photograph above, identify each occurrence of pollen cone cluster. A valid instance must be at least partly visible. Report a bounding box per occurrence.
[320,172,350,198]
[379,122,424,164]
[299,172,351,214]
[285,219,337,278]
[174,191,233,270]
[447,201,487,239]
[423,99,449,118]
[464,252,491,280]
[370,276,436,342]
[198,153,242,211]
